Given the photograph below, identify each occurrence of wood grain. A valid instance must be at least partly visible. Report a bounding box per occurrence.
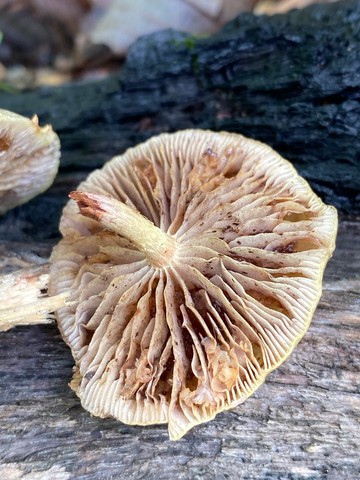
[0,218,358,480]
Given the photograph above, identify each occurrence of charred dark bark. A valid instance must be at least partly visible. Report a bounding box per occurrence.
[0,0,359,219]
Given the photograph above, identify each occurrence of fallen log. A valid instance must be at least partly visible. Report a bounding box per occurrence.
[0,219,359,479]
[0,0,359,221]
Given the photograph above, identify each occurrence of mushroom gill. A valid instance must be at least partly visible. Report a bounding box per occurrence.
[0,109,60,215]
[49,130,337,439]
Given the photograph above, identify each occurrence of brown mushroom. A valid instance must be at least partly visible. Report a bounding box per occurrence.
[0,109,60,215]
[43,129,337,440]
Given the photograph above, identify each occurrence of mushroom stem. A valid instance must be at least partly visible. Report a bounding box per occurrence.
[70,191,177,269]
[0,264,69,331]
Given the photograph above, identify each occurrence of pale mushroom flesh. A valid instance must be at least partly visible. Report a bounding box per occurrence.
[0,109,60,215]
[49,130,337,440]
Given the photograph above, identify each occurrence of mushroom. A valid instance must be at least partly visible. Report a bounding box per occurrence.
[0,130,337,439]
[0,109,60,215]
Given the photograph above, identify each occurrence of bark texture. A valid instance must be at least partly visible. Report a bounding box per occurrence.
[0,1,359,214]
[0,220,359,479]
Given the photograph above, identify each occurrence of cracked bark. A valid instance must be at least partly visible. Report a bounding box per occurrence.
[0,220,358,479]
[0,1,359,219]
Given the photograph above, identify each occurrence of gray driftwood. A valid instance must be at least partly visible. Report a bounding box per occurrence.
[0,1,359,479]
[0,219,359,479]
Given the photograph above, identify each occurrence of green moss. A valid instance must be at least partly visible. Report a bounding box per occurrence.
[183,36,197,50]
[0,82,18,94]
[172,34,208,51]
[191,53,200,75]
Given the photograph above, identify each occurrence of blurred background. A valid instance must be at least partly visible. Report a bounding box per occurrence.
[0,0,338,90]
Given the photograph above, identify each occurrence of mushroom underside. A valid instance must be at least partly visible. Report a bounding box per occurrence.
[49,130,337,440]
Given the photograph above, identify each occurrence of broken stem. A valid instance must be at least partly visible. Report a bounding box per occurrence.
[0,264,69,331]
[70,191,177,269]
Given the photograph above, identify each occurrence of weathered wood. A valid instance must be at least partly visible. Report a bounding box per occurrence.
[0,1,359,213]
[0,217,359,479]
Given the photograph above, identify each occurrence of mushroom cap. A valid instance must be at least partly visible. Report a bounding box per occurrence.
[49,130,337,439]
[0,109,60,215]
